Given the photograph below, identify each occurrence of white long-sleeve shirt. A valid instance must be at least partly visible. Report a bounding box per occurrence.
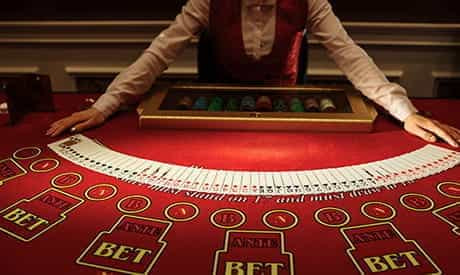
[93,0,417,122]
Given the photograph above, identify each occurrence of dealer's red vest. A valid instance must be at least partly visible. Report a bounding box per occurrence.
[209,0,307,85]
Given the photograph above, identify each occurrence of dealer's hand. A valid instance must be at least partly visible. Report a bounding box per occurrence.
[46,107,105,137]
[404,113,460,148]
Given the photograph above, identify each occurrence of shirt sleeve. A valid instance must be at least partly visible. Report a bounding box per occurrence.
[93,0,210,119]
[306,0,417,122]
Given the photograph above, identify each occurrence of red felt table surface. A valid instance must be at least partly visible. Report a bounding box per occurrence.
[0,93,459,275]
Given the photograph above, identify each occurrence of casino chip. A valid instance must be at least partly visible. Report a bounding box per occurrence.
[320,97,337,112]
[240,96,256,111]
[289,97,304,112]
[304,97,320,112]
[273,98,288,112]
[208,96,224,111]
[255,96,273,111]
[192,96,209,110]
[225,97,239,111]
[176,96,193,110]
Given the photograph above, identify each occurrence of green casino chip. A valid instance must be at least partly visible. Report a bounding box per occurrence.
[290,97,304,112]
[225,97,240,111]
[208,96,224,111]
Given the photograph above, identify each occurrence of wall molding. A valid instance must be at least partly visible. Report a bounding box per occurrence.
[2,20,459,29]
[0,66,40,74]
[308,68,403,79]
[0,20,459,47]
[1,20,458,95]
[432,72,460,79]
[65,66,403,80]
[65,66,198,76]
[0,20,173,27]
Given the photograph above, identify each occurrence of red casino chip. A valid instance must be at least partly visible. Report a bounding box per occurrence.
[263,209,298,230]
[164,202,199,222]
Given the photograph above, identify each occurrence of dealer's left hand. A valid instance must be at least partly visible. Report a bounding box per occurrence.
[404,113,460,148]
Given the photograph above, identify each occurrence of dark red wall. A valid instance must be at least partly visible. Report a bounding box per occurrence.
[1,0,459,23]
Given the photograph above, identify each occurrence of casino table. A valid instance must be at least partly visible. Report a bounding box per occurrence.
[0,92,459,275]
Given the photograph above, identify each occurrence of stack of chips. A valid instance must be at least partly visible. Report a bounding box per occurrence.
[273,98,288,112]
[240,96,256,111]
[208,96,224,111]
[225,97,240,111]
[176,96,193,110]
[320,97,337,112]
[174,94,338,113]
[255,96,273,111]
[304,97,320,112]
[289,97,305,112]
[192,96,209,110]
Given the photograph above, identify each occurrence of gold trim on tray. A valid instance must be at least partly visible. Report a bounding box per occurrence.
[138,83,377,132]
